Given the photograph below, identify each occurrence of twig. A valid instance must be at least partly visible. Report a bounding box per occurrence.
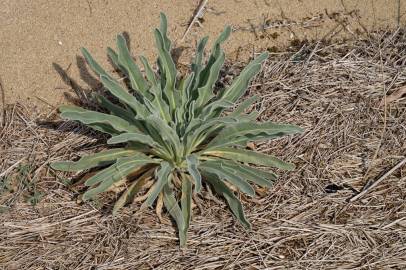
[382,216,406,229]
[181,0,208,41]
[349,157,406,202]
[0,157,25,178]
[360,45,388,183]
[397,0,401,27]
[0,76,5,107]
[304,41,320,67]
[35,95,57,109]
[0,75,5,126]
[379,86,406,106]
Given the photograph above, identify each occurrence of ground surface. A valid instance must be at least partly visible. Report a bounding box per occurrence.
[1,29,406,269]
[0,0,405,110]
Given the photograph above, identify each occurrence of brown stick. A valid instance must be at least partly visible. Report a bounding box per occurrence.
[181,0,208,41]
[349,157,406,202]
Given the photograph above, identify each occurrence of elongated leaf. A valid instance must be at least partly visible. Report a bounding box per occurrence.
[191,36,209,93]
[186,155,202,192]
[81,47,112,80]
[184,114,238,137]
[113,167,155,215]
[159,12,171,50]
[147,115,181,154]
[152,90,171,122]
[107,132,157,147]
[107,47,123,72]
[84,154,157,187]
[140,120,172,156]
[219,52,268,104]
[184,116,239,153]
[199,26,231,87]
[173,93,183,115]
[207,121,303,149]
[154,29,177,110]
[139,56,158,86]
[180,174,192,246]
[93,93,136,124]
[201,162,255,196]
[59,105,139,134]
[143,162,172,207]
[50,148,136,172]
[180,72,195,109]
[194,36,209,65]
[83,172,118,200]
[174,112,184,136]
[60,111,129,134]
[203,147,295,170]
[186,100,196,123]
[206,158,277,188]
[108,129,170,159]
[195,49,225,108]
[245,110,259,121]
[212,26,232,49]
[86,123,120,135]
[199,100,234,120]
[83,155,156,200]
[116,34,149,94]
[229,95,260,117]
[58,104,87,112]
[162,183,186,246]
[203,172,251,229]
[100,75,150,118]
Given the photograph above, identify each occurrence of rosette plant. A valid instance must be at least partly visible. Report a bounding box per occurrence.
[51,13,302,246]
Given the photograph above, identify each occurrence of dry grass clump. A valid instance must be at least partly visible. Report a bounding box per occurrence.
[1,29,406,269]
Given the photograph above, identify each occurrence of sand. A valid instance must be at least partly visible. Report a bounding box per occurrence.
[0,0,404,110]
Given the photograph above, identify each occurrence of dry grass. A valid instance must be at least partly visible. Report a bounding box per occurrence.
[1,29,406,269]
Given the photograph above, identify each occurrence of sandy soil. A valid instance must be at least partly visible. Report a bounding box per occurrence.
[0,0,404,110]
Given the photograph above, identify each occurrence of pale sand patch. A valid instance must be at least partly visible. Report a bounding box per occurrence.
[0,0,404,110]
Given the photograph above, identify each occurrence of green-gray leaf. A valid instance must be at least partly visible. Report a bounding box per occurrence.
[107,132,157,147]
[139,55,158,86]
[180,175,192,246]
[83,155,156,200]
[50,148,136,172]
[154,29,177,110]
[100,75,150,118]
[203,147,295,171]
[84,154,156,187]
[198,26,231,87]
[116,34,149,94]
[81,47,112,80]
[207,121,303,149]
[191,36,209,92]
[93,93,136,124]
[195,49,225,108]
[206,158,277,188]
[59,105,139,134]
[186,155,202,192]
[200,162,255,196]
[203,171,251,229]
[107,47,123,72]
[159,12,171,50]
[143,162,172,207]
[219,52,268,104]
[163,183,186,246]
[229,95,260,117]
